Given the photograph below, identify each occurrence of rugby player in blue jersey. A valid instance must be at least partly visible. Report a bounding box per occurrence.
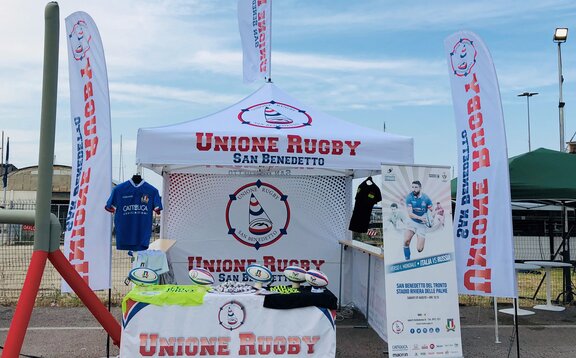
[403,180,433,260]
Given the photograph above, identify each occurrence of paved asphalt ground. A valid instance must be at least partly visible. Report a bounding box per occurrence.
[1,304,575,357]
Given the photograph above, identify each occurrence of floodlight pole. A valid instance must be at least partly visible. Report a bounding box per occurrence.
[554,28,573,303]
[557,42,566,152]
[517,92,538,152]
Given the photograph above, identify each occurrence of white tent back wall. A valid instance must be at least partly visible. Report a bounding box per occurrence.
[163,173,352,295]
[137,83,414,175]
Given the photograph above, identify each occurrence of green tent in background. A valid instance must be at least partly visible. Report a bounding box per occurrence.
[451,148,576,204]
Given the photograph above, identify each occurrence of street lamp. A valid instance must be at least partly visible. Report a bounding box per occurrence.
[517,92,538,152]
[554,27,568,151]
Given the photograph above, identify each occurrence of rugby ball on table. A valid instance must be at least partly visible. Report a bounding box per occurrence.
[128,267,159,285]
[188,267,215,285]
[305,269,329,288]
[284,266,307,288]
[246,264,272,289]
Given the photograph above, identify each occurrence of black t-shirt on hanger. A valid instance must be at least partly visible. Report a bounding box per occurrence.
[349,177,382,233]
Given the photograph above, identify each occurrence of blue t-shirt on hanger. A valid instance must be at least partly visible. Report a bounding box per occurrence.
[105,177,162,251]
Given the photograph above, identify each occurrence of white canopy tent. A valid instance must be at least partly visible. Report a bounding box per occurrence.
[137,83,414,175]
[135,83,414,341]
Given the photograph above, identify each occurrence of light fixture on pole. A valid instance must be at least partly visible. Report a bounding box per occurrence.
[517,92,538,152]
[554,27,568,151]
[553,27,573,305]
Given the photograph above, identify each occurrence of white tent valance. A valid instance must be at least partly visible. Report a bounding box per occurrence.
[136,83,414,175]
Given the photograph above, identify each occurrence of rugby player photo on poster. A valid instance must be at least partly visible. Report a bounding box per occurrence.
[380,165,451,263]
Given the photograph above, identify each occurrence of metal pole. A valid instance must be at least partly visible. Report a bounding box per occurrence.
[338,243,344,311]
[562,202,573,303]
[366,254,371,325]
[1,131,4,245]
[518,92,538,152]
[514,298,520,357]
[267,0,272,82]
[526,96,532,152]
[493,297,501,343]
[558,42,565,152]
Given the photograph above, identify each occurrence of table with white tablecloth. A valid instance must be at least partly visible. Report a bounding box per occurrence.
[120,285,337,357]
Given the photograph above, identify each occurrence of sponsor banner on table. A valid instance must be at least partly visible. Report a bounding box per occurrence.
[63,12,112,291]
[120,294,336,357]
[381,164,463,358]
[444,31,516,298]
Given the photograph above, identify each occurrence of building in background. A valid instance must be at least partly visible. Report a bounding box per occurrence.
[1,165,71,244]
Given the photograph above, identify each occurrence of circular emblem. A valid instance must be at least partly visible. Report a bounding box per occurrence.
[449,38,477,77]
[392,320,404,334]
[238,101,312,129]
[68,20,92,61]
[226,180,290,250]
[218,301,245,331]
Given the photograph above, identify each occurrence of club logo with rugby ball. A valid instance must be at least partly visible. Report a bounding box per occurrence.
[188,267,215,285]
[305,269,329,287]
[68,20,91,61]
[238,101,312,130]
[226,180,290,250]
[128,267,159,285]
[449,37,477,77]
[218,301,246,331]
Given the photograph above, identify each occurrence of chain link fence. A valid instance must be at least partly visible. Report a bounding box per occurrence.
[1,201,574,307]
[0,200,154,305]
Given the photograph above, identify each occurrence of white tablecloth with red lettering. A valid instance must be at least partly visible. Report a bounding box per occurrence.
[120,292,336,357]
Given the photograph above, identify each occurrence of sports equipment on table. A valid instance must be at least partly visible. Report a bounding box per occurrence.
[188,267,215,285]
[246,264,273,282]
[210,281,256,294]
[128,267,159,285]
[283,266,307,288]
[246,264,272,289]
[305,269,329,287]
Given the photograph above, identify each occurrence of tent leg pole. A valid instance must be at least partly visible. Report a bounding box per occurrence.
[338,243,344,311]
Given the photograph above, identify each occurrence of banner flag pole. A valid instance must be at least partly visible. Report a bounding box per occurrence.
[493,297,501,343]
[267,0,272,82]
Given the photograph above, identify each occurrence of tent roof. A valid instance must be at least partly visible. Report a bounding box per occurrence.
[137,83,414,175]
[452,148,576,204]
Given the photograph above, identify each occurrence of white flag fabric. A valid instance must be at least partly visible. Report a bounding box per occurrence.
[63,12,112,292]
[444,31,516,298]
[238,0,271,83]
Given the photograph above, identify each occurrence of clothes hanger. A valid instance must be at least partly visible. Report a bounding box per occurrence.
[132,174,142,184]
[132,165,143,184]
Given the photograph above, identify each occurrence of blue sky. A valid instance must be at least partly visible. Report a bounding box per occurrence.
[2,1,576,190]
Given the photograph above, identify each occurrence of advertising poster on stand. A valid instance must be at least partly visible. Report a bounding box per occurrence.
[381,164,462,358]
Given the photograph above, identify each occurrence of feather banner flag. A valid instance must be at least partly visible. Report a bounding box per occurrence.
[444,31,516,298]
[63,12,112,292]
[238,0,272,83]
